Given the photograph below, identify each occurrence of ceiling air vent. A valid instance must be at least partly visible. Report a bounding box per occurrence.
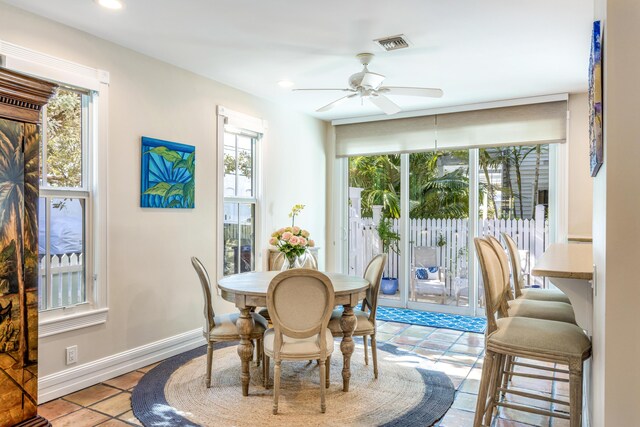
[374,35,410,51]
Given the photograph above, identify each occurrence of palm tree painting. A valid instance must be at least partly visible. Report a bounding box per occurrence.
[141,137,195,208]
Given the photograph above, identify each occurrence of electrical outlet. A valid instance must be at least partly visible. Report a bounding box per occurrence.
[66,345,78,365]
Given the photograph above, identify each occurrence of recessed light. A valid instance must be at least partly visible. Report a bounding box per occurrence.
[96,0,124,10]
[278,80,294,88]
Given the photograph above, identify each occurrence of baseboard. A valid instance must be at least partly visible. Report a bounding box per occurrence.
[38,328,206,402]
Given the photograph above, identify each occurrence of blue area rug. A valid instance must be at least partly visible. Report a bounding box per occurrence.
[376,306,486,334]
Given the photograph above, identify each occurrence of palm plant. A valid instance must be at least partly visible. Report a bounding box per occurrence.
[0,119,38,367]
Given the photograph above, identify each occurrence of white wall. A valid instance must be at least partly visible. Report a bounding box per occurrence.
[568,93,593,238]
[0,3,327,385]
[592,0,640,424]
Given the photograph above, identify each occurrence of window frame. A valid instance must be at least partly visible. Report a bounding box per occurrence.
[1,40,110,336]
[216,106,265,281]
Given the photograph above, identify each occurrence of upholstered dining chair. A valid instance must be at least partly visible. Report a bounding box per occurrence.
[328,253,387,378]
[262,269,335,414]
[191,257,268,388]
[473,238,591,427]
[502,232,572,304]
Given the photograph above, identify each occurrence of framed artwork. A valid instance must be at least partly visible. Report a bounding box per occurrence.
[589,20,603,177]
[141,137,195,208]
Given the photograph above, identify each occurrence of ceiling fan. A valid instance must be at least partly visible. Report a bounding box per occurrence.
[294,52,443,115]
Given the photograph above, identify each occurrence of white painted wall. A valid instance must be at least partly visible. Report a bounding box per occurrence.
[0,3,327,381]
[592,0,640,424]
[568,93,593,238]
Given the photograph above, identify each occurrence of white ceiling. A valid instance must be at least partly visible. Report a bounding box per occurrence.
[4,0,594,121]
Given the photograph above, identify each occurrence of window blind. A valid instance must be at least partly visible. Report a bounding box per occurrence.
[334,101,567,157]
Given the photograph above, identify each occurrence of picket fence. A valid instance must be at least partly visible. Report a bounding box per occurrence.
[349,206,549,289]
[38,252,85,310]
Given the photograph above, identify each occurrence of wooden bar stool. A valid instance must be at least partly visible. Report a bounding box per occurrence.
[473,238,591,427]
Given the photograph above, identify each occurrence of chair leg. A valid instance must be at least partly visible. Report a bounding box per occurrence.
[319,359,327,413]
[474,351,495,427]
[500,355,512,397]
[363,335,369,365]
[256,338,262,367]
[569,358,584,427]
[484,353,504,426]
[206,342,213,388]
[273,360,281,415]
[264,355,270,388]
[371,334,379,379]
[326,355,331,388]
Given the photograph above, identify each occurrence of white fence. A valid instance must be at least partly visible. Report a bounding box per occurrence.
[39,253,84,309]
[349,206,549,290]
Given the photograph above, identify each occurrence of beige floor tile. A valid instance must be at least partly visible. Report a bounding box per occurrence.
[448,343,484,356]
[377,322,409,334]
[494,417,538,427]
[451,392,478,412]
[439,351,478,366]
[427,332,461,343]
[434,361,473,379]
[416,339,453,352]
[97,419,131,426]
[456,333,485,347]
[38,398,82,421]
[389,334,423,346]
[118,410,142,426]
[459,378,480,394]
[63,384,120,407]
[89,392,132,417]
[136,362,160,373]
[399,325,436,338]
[50,408,110,427]
[413,347,445,360]
[374,332,395,342]
[499,406,550,426]
[437,407,475,426]
[104,372,145,391]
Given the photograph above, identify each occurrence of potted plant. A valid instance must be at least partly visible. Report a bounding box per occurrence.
[377,216,401,295]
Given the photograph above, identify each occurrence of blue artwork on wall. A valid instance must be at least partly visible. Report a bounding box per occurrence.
[141,137,195,208]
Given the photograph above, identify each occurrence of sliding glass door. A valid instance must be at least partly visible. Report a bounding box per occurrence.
[347,143,551,316]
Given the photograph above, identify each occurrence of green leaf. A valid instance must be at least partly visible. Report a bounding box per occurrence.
[172,152,195,175]
[145,146,183,164]
[163,183,184,203]
[167,199,182,208]
[143,182,170,197]
[183,179,195,207]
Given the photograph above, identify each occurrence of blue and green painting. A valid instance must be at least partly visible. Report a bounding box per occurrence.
[141,137,195,208]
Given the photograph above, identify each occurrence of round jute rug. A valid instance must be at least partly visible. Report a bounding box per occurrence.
[132,342,454,427]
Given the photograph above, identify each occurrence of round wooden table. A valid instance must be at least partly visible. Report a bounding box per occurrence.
[218,271,369,396]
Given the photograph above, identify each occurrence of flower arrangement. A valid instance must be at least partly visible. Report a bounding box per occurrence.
[270,204,315,267]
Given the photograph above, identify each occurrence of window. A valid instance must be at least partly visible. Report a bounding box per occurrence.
[223,130,257,276]
[38,88,93,311]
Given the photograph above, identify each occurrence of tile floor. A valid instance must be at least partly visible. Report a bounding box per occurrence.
[39,321,571,427]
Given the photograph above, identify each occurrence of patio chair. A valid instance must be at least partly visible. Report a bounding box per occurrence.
[328,253,387,378]
[501,233,571,304]
[191,257,267,388]
[410,246,446,304]
[473,238,590,427]
[263,269,335,414]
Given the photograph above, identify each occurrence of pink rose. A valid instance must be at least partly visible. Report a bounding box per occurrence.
[289,236,300,245]
[292,226,301,234]
[308,239,315,247]
[269,237,277,245]
[299,237,308,246]
[282,232,292,241]
[301,229,310,238]
[278,228,286,234]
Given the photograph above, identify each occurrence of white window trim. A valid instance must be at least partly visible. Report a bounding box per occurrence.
[0,40,110,336]
[216,106,266,280]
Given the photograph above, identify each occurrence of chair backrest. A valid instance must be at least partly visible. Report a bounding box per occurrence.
[474,238,509,334]
[361,254,387,322]
[191,257,215,332]
[486,235,514,301]
[267,269,335,358]
[501,233,524,298]
[413,246,438,268]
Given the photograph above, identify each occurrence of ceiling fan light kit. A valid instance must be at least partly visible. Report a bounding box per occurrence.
[294,53,443,115]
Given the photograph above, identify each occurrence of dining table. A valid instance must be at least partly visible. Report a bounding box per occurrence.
[217,270,370,396]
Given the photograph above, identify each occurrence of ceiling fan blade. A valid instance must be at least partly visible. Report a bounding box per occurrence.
[369,94,402,115]
[293,88,353,92]
[316,93,358,112]
[378,86,444,98]
[360,72,385,89]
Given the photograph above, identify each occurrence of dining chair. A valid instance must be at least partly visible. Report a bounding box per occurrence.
[328,253,387,378]
[473,238,591,427]
[262,269,335,414]
[502,233,572,304]
[410,246,447,303]
[191,257,268,388]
